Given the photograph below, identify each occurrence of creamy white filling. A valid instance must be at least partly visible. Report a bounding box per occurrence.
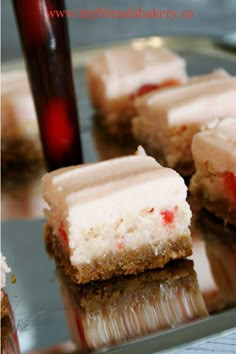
[1,253,10,290]
[136,78,236,128]
[69,201,191,265]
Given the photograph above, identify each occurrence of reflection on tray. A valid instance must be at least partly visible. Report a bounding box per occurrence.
[1,292,20,354]
[58,259,208,352]
[191,209,236,313]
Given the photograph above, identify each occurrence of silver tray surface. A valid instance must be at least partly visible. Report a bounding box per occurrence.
[2,36,236,353]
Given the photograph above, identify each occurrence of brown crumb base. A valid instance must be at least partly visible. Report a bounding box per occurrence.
[131,141,194,176]
[190,188,236,226]
[93,120,138,160]
[1,138,43,171]
[94,110,135,138]
[1,295,13,349]
[44,224,192,284]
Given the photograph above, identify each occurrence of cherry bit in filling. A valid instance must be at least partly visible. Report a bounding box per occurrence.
[130,80,179,101]
[160,209,175,225]
[223,171,236,204]
[130,84,158,100]
[58,224,69,249]
[117,240,124,250]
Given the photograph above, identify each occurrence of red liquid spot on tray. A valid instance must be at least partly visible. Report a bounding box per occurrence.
[58,224,68,245]
[161,210,175,225]
[43,98,75,159]
[223,171,236,204]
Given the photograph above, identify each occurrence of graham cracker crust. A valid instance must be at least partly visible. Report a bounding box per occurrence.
[44,224,192,284]
[191,189,236,226]
[1,138,43,171]
[1,294,13,349]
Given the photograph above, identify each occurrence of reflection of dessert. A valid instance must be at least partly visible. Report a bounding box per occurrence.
[191,209,236,312]
[1,254,20,353]
[86,46,187,136]
[43,147,192,284]
[59,260,208,352]
[1,70,43,169]
[190,117,236,225]
[132,75,236,175]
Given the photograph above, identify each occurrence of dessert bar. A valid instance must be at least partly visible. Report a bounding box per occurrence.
[132,75,236,175]
[43,147,192,284]
[190,117,236,225]
[1,70,42,169]
[86,46,187,136]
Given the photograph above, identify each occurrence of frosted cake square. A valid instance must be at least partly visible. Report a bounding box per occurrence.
[1,70,42,168]
[132,75,236,175]
[190,117,236,225]
[86,46,187,136]
[43,148,192,284]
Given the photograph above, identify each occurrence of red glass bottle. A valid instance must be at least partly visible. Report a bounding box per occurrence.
[12,0,83,171]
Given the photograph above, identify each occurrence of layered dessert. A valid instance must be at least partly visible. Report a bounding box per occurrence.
[86,46,187,136]
[1,70,42,169]
[190,117,236,225]
[1,254,20,353]
[191,209,236,313]
[59,260,208,351]
[43,147,192,284]
[132,76,236,175]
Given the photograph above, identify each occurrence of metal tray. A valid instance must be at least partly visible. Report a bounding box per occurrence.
[2,36,236,353]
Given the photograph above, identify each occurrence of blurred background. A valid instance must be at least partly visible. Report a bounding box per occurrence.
[2,0,236,62]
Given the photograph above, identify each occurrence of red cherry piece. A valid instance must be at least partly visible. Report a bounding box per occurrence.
[43,98,75,159]
[160,210,175,225]
[58,224,68,245]
[223,171,236,204]
[117,241,124,250]
[130,84,158,100]
[148,208,155,213]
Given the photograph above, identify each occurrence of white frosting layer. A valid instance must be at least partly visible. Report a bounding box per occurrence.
[1,253,10,290]
[135,77,236,128]
[192,117,236,174]
[1,70,38,139]
[87,46,187,98]
[187,69,229,85]
[42,150,191,265]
